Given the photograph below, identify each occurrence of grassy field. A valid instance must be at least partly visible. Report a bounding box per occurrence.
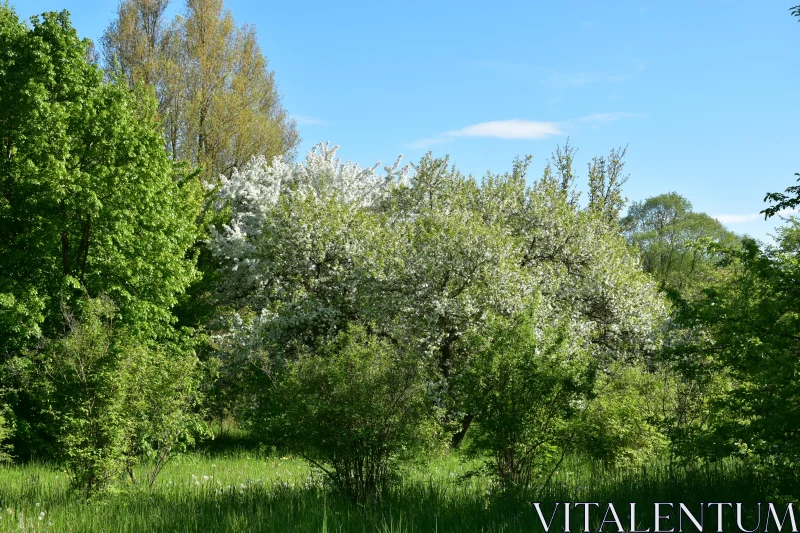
[0,443,784,533]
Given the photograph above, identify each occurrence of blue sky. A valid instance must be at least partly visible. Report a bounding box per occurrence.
[15,0,800,241]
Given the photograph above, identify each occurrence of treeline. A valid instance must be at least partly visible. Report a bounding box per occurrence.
[1,0,799,503]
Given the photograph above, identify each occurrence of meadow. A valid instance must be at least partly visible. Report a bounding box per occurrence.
[0,434,777,533]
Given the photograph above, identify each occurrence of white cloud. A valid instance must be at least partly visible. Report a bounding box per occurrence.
[406,112,645,150]
[447,119,562,140]
[714,209,798,224]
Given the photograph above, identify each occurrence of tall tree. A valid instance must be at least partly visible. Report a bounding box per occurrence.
[102,0,299,182]
[0,6,203,349]
[673,222,800,470]
[0,6,205,459]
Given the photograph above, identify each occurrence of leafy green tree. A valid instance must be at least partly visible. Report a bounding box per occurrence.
[0,6,204,460]
[0,7,202,344]
[622,192,740,298]
[622,193,743,465]
[673,223,800,469]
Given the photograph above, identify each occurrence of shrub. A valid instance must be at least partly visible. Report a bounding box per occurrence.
[457,303,594,493]
[262,324,439,502]
[119,336,207,487]
[24,297,204,492]
[0,406,13,462]
[572,363,669,467]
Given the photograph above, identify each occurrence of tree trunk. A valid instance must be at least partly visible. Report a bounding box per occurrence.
[451,413,474,449]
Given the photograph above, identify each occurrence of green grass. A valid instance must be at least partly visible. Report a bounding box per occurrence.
[0,448,787,532]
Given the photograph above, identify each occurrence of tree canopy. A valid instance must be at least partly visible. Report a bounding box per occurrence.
[102,0,299,182]
[208,143,667,455]
[0,7,204,354]
[622,192,740,298]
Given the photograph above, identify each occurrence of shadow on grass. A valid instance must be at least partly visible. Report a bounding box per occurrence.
[195,424,266,457]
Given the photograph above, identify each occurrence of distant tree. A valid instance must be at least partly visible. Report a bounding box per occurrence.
[102,0,299,182]
[622,193,740,298]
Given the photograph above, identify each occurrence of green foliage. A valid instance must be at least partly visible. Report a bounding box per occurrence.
[457,303,594,493]
[572,363,669,467]
[119,333,208,488]
[262,324,440,502]
[622,192,740,298]
[762,168,800,219]
[0,6,204,460]
[673,223,800,468]
[0,6,202,350]
[0,405,13,462]
[22,297,205,492]
[25,297,130,491]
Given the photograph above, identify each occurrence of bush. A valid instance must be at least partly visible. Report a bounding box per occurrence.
[0,406,13,462]
[262,324,439,502]
[457,304,594,493]
[119,336,207,487]
[24,297,204,492]
[572,363,669,467]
